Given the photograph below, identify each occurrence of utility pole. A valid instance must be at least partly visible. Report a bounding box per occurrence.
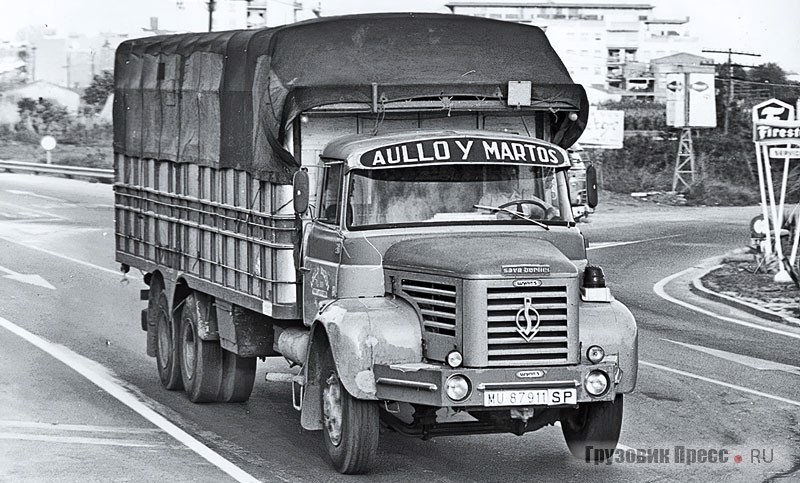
[293,1,303,23]
[702,48,760,134]
[208,0,216,32]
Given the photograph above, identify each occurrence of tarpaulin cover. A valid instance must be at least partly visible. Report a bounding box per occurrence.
[114,13,588,184]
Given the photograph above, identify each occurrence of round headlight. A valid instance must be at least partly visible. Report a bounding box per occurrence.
[446,351,463,368]
[445,375,471,402]
[586,345,605,364]
[585,370,609,396]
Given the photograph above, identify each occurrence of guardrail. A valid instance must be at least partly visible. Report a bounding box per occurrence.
[0,160,114,183]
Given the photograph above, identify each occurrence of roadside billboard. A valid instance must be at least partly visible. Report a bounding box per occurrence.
[578,109,624,149]
[665,73,716,128]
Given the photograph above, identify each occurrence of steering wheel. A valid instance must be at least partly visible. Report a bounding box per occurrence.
[498,199,550,217]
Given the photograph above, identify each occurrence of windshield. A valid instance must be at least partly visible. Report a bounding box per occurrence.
[347,164,567,229]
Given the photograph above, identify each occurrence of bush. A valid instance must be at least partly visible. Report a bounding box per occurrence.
[61,122,112,146]
[684,180,760,206]
[0,124,13,140]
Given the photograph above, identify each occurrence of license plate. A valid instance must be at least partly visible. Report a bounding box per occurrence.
[483,388,577,407]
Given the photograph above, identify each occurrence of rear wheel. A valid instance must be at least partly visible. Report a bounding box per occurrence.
[561,395,624,461]
[153,286,182,390]
[320,348,379,474]
[219,350,256,403]
[179,293,223,403]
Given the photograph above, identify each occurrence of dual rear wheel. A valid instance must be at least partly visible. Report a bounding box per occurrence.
[149,287,255,403]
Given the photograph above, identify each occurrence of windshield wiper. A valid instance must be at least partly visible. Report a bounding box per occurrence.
[473,204,550,230]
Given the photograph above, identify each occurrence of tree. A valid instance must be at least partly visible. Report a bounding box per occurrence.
[715,62,747,81]
[17,97,71,135]
[747,62,787,84]
[82,70,114,113]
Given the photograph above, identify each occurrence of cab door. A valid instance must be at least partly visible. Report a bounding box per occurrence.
[301,161,344,325]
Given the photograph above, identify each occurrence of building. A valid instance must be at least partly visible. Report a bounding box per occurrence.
[446,1,702,95]
[651,52,714,101]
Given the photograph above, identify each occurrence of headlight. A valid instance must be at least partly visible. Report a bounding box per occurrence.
[446,350,463,368]
[585,370,609,396]
[445,375,471,402]
[586,345,605,364]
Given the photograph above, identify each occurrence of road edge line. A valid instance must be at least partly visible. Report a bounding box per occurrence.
[0,235,121,276]
[0,315,265,483]
[641,360,800,408]
[652,265,800,340]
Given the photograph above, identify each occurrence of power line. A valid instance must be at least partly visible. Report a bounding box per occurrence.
[702,48,761,134]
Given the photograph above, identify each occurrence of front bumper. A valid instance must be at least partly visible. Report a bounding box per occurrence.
[374,361,619,408]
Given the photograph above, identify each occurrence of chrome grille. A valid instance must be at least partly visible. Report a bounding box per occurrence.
[401,279,457,337]
[486,285,569,366]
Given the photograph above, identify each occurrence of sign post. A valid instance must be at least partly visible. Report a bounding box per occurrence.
[40,135,57,165]
[666,71,717,191]
[751,98,799,283]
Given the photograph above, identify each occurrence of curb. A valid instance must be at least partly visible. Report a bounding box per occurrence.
[688,250,800,328]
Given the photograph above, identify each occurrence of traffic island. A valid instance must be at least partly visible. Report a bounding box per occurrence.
[693,250,800,326]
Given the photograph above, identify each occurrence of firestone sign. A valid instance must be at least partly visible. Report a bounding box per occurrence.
[750,98,800,283]
[752,98,798,143]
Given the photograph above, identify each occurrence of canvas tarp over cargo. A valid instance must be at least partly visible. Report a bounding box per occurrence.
[113,13,588,184]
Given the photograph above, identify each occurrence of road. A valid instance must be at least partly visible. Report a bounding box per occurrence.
[0,172,798,483]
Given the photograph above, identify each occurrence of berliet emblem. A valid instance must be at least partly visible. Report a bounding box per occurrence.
[515,296,541,342]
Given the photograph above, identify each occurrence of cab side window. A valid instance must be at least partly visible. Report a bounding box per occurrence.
[318,163,343,224]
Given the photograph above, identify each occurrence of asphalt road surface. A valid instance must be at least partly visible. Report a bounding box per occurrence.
[1,172,798,483]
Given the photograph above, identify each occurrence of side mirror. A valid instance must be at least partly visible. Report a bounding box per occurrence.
[292,169,310,214]
[586,165,598,208]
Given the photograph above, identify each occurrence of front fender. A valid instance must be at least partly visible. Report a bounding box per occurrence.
[579,299,638,393]
[300,296,422,430]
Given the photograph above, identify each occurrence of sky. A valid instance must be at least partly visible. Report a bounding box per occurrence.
[1,0,798,73]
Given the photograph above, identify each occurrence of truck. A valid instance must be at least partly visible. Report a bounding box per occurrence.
[113,13,637,474]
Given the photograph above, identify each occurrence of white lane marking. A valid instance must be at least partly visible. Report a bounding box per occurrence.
[653,266,800,341]
[642,360,800,409]
[587,234,683,251]
[0,200,66,220]
[0,420,162,434]
[0,235,121,276]
[663,339,800,376]
[0,433,162,448]
[0,264,56,289]
[0,316,263,483]
[5,190,68,203]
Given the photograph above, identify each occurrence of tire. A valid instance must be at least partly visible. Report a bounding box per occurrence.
[219,350,256,403]
[179,293,224,403]
[561,395,624,461]
[153,286,183,390]
[320,348,379,474]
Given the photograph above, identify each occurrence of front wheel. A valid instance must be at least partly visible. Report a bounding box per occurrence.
[320,349,379,474]
[561,395,624,461]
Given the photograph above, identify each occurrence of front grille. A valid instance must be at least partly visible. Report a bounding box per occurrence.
[486,285,569,366]
[401,279,457,337]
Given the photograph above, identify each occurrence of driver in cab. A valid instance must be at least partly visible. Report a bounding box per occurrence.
[477,175,558,220]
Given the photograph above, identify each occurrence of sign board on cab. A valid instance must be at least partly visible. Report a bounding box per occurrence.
[359,137,569,168]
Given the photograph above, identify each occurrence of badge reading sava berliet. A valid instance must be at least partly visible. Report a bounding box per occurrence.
[502,264,551,277]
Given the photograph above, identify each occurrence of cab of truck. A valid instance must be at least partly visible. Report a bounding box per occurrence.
[297,129,637,472]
